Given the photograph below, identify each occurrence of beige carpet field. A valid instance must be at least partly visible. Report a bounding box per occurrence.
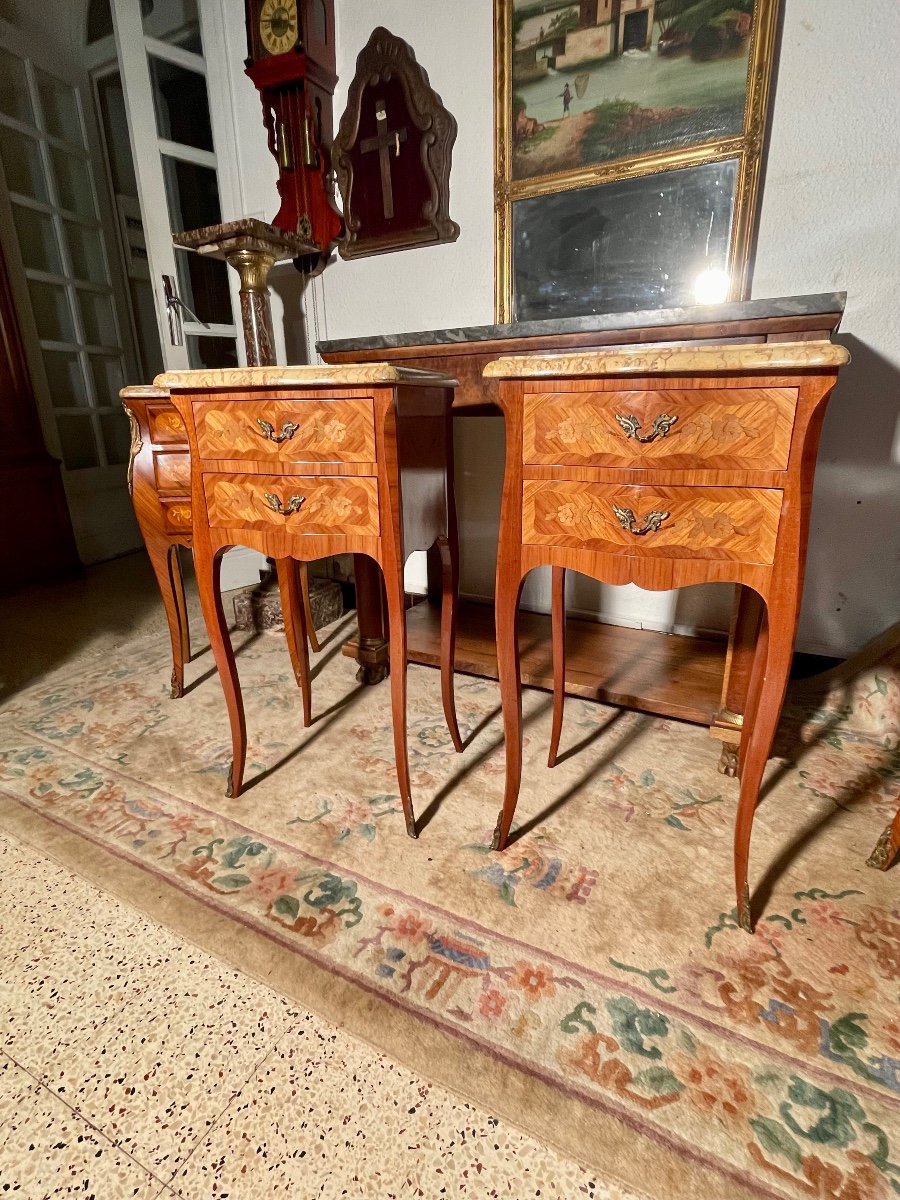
[1,614,898,1200]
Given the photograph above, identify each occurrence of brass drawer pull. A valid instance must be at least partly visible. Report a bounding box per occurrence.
[612,504,670,536]
[263,492,305,516]
[256,418,300,444]
[615,413,678,443]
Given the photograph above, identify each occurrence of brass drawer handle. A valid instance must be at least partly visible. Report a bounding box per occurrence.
[264,492,305,516]
[612,504,670,536]
[256,418,299,444]
[615,413,678,443]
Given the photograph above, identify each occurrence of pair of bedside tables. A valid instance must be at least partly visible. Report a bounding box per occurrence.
[132,340,850,931]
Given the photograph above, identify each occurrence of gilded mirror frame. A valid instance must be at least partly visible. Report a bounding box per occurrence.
[494,0,781,321]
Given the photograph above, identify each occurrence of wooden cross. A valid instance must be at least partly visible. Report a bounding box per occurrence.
[360,99,407,220]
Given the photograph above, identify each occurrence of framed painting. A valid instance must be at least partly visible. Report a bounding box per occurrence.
[494,0,781,320]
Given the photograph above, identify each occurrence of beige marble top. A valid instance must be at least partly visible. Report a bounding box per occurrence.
[483,340,850,378]
[155,365,459,390]
[120,384,168,399]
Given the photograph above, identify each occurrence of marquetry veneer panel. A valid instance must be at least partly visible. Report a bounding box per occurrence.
[161,499,192,535]
[522,480,782,565]
[148,404,187,444]
[203,473,380,536]
[154,450,190,494]
[523,387,797,470]
[195,398,376,464]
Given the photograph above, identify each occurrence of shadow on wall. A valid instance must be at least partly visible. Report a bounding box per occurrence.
[268,261,312,365]
[800,334,900,657]
[268,257,343,366]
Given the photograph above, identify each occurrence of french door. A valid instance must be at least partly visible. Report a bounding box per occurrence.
[0,34,139,562]
[103,0,240,375]
[88,0,266,588]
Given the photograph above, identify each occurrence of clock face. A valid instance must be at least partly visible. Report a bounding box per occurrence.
[258,0,299,56]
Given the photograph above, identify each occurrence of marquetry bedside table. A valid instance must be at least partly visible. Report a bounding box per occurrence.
[485,340,850,931]
[159,363,462,835]
[120,385,319,708]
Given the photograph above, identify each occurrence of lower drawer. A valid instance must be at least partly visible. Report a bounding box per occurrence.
[162,499,192,536]
[203,473,380,537]
[523,480,782,565]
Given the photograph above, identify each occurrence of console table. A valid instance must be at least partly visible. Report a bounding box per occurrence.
[485,340,850,932]
[159,363,462,834]
[319,292,846,770]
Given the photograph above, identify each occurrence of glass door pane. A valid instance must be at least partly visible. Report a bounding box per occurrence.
[108,0,239,371]
[0,44,131,488]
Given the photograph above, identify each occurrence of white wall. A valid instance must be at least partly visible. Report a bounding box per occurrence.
[220,0,900,657]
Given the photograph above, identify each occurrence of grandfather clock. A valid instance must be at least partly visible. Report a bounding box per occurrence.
[243,0,343,262]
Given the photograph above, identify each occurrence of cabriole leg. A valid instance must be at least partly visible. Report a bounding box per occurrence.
[196,546,247,797]
[436,534,462,752]
[548,566,566,768]
[276,559,311,728]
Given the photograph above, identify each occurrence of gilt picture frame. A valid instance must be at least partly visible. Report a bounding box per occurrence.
[494,0,781,321]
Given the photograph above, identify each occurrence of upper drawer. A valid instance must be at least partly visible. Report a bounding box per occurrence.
[148,403,187,445]
[523,387,797,470]
[195,398,376,464]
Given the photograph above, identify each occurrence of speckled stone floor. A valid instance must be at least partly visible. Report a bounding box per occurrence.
[0,554,643,1200]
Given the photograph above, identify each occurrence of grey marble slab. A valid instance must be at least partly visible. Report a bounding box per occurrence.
[317,292,846,354]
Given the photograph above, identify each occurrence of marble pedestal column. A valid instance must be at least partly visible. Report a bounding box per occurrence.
[174,217,317,366]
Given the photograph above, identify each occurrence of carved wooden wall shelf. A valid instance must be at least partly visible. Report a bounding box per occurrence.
[334,27,459,259]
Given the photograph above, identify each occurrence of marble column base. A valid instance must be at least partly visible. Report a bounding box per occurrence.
[232,574,343,634]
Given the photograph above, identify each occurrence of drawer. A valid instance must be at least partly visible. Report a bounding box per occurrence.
[161,499,192,536]
[148,403,187,445]
[203,473,379,537]
[523,480,782,565]
[154,450,190,494]
[195,399,376,464]
[523,387,797,470]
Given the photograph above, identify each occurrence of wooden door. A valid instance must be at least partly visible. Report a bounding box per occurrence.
[0,236,79,589]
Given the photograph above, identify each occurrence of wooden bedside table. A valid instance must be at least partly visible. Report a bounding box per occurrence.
[486,340,849,931]
[160,364,462,836]
[120,385,319,708]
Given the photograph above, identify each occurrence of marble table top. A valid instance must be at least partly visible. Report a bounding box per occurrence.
[317,293,846,355]
[155,364,459,390]
[173,218,316,259]
[483,341,851,378]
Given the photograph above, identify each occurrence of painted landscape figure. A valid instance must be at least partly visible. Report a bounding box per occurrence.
[511,0,755,181]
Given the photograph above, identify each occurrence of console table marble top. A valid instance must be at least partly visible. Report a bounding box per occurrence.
[318,292,846,355]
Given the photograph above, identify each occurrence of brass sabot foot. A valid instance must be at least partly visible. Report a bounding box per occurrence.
[867,824,897,871]
[490,812,506,853]
[737,883,753,934]
[718,745,739,778]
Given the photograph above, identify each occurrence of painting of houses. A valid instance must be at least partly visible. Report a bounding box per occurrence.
[510,0,755,182]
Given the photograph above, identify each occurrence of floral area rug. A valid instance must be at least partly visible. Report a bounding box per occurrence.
[1,615,898,1200]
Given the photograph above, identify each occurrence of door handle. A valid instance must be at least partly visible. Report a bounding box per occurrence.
[162,274,209,347]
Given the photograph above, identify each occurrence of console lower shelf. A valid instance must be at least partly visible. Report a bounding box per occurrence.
[390,599,727,726]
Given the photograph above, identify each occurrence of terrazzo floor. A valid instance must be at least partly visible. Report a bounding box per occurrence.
[0,554,643,1200]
